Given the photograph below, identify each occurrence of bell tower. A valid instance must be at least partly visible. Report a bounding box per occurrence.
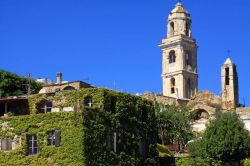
[221,58,239,110]
[160,3,198,99]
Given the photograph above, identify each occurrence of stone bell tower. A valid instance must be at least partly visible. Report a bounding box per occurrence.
[221,58,239,110]
[160,3,198,99]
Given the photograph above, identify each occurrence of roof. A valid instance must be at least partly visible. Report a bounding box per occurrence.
[0,96,27,103]
[224,58,234,65]
[43,80,91,87]
[171,2,189,14]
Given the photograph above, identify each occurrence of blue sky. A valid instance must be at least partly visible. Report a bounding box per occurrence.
[0,0,250,105]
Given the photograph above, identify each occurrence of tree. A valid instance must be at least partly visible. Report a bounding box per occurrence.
[199,112,250,163]
[156,104,194,150]
[0,70,42,97]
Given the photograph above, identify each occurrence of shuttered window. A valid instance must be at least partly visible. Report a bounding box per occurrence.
[48,130,61,147]
[1,138,12,151]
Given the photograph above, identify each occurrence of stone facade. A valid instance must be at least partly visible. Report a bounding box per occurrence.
[160,3,198,99]
[221,58,239,110]
[39,81,92,94]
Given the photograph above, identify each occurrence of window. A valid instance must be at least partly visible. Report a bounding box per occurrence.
[1,138,12,151]
[63,86,76,91]
[28,135,38,155]
[84,96,93,108]
[186,22,190,36]
[187,78,192,98]
[170,78,176,94]
[185,52,191,66]
[225,67,230,85]
[169,51,176,64]
[41,101,53,113]
[48,130,61,146]
[170,22,174,36]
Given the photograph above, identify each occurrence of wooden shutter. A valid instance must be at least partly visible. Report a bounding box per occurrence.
[6,138,12,150]
[1,139,7,151]
[55,130,61,147]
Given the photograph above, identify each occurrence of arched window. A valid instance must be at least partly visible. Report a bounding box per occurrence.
[170,78,176,94]
[169,51,176,64]
[170,22,175,36]
[63,86,76,91]
[194,109,209,120]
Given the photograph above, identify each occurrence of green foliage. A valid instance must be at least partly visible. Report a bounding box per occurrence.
[175,157,223,166]
[243,158,250,166]
[186,138,201,157]
[0,112,84,166]
[0,70,42,97]
[0,88,159,165]
[82,89,158,166]
[156,104,194,149]
[199,112,250,163]
[157,144,173,157]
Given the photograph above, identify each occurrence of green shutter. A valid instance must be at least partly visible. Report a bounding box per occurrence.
[55,130,61,147]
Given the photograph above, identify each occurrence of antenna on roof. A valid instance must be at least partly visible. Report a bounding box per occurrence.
[113,81,116,91]
[22,73,32,97]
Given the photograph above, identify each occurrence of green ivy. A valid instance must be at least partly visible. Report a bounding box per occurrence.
[0,88,158,165]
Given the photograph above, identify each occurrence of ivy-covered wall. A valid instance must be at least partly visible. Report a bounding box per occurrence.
[0,112,84,166]
[0,88,158,165]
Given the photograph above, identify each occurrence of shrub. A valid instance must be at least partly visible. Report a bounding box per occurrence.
[199,112,250,163]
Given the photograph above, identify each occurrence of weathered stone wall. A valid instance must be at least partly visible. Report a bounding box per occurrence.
[39,81,91,94]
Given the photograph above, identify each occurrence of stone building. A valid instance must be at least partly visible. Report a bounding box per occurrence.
[39,72,92,94]
[144,2,250,133]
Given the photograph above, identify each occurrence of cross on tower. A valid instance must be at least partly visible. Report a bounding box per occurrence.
[227,49,231,58]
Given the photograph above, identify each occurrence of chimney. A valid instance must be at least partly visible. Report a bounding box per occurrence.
[56,72,62,84]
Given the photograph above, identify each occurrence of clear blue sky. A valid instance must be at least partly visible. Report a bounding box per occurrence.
[0,0,250,105]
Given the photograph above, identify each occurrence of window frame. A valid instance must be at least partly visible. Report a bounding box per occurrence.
[40,101,53,113]
[28,135,38,155]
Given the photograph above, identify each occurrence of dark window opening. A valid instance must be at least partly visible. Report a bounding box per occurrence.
[0,104,5,116]
[195,109,210,120]
[41,101,53,113]
[186,22,190,36]
[110,97,116,114]
[187,78,192,98]
[170,78,176,94]
[63,86,76,91]
[48,130,61,146]
[28,135,38,155]
[185,52,191,66]
[170,22,174,36]
[169,51,176,64]
[1,138,12,151]
[225,67,230,85]
[84,96,93,108]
